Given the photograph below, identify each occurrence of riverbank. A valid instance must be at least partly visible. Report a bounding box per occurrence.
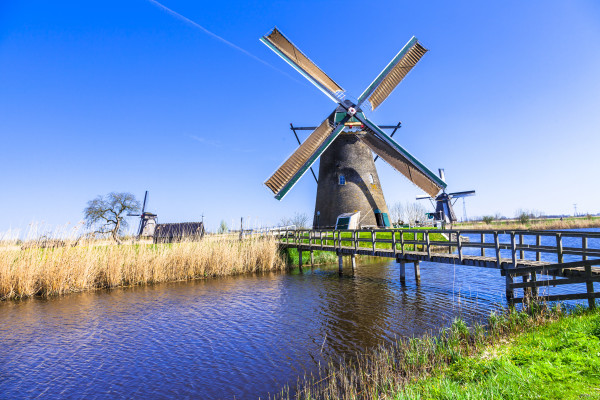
[455,216,600,231]
[0,236,285,300]
[279,303,600,399]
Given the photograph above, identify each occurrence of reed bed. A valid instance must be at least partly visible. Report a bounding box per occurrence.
[274,302,599,400]
[0,236,286,300]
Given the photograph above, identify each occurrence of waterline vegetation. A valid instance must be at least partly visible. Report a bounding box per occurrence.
[276,303,600,400]
[0,235,285,300]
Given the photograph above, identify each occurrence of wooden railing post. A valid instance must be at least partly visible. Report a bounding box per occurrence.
[585,264,595,309]
[353,230,357,251]
[583,236,588,261]
[494,232,501,268]
[536,234,541,262]
[426,231,431,258]
[457,231,463,263]
[320,231,323,249]
[511,232,517,267]
[392,230,397,254]
[519,233,524,260]
[480,233,485,257]
[371,230,376,255]
[556,233,564,264]
[400,231,405,255]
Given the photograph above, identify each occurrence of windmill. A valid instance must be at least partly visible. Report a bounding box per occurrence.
[261,27,446,228]
[416,169,475,224]
[128,191,157,238]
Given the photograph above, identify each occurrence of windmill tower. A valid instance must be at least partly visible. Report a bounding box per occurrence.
[261,28,446,228]
[416,169,475,224]
[128,191,157,238]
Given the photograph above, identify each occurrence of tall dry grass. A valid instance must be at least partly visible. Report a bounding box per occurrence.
[0,236,286,300]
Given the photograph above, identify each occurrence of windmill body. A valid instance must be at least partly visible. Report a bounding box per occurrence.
[261,28,446,229]
[417,170,475,224]
[128,191,158,238]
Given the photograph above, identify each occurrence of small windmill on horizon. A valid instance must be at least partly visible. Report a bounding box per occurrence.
[128,191,157,238]
[416,169,475,224]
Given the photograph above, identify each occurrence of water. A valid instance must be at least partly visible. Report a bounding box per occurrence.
[1,230,597,399]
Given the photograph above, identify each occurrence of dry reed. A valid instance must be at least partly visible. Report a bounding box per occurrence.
[0,236,286,300]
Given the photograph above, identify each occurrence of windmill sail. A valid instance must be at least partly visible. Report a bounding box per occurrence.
[356,116,445,197]
[260,28,344,102]
[265,112,349,200]
[357,37,428,111]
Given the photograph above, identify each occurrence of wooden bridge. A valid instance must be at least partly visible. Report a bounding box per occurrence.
[273,228,600,308]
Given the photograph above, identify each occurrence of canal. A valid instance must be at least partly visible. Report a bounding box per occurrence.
[1,229,597,399]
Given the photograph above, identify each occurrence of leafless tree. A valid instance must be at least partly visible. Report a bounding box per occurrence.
[389,201,428,226]
[84,192,140,244]
[280,212,310,229]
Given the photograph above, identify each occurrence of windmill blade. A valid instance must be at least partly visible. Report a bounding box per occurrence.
[357,37,428,111]
[355,115,445,198]
[141,191,148,213]
[448,190,476,198]
[265,111,350,200]
[260,27,344,103]
[127,213,141,217]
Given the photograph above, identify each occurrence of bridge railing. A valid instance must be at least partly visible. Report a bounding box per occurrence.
[273,228,600,266]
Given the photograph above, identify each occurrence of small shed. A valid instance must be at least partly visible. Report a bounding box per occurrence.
[153,222,205,244]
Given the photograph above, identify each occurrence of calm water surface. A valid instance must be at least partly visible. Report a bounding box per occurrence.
[1,229,597,399]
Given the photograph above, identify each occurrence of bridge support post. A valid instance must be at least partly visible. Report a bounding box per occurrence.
[399,260,406,284]
[338,253,343,276]
[414,261,421,284]
[351,253,356,271]
[310,250,314,267]
[298,250,303,272]
[505,267,514,306]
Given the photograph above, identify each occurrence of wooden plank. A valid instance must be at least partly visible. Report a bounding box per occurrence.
[509,275,600,289]
[505,259,600,275]
[513,292,600,304]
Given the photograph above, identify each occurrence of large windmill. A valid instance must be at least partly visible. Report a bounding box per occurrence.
[261,27,446,228]
[128,191,157,238]
[416,169,475,224]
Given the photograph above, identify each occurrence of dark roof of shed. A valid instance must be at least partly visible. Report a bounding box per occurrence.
[154,222,204,237]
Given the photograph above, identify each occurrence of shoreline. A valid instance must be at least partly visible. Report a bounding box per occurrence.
[276,303,600,399]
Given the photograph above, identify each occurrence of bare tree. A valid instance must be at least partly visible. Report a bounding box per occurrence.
[280,212,310,229]
[84,192,140,244]
[389,201,428,226]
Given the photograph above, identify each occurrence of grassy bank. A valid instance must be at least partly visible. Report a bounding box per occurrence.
[277,303,600,399]
[0,236,285,300]
[456,216,600,231]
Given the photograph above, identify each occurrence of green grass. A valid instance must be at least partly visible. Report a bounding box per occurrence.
[397,307,600,399]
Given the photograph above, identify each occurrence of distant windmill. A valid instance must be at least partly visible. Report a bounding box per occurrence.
[128,191,157,238]
[261,27,446,228]
[416,169,475,224]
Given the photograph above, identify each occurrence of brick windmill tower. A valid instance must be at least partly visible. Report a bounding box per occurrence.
[261,28,445,228]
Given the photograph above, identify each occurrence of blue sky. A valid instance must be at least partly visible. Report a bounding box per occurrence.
[1,0,600,233]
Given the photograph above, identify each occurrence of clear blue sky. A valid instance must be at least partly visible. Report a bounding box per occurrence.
[1,0,600,233]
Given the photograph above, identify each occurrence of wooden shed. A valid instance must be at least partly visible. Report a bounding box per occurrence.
[153,222,205,244]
